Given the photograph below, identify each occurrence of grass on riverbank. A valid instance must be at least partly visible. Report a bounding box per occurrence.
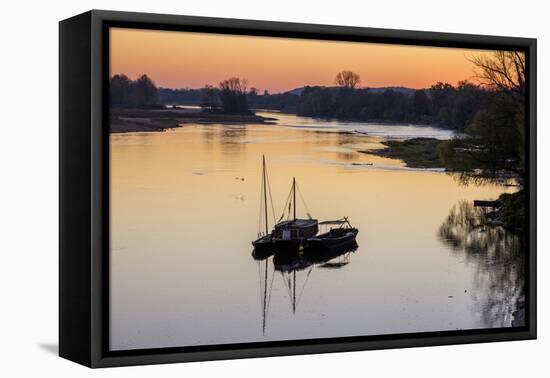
[363,137,444,168]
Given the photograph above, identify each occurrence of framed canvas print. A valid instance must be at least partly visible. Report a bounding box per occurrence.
[59,10,537,368]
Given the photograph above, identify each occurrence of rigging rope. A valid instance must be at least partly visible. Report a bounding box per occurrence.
[296,183,312,219]
[296,266,314,307]
[283,271,293,300]
[278,185,293,222]
[265,168,277,226]
[276,179,315,222]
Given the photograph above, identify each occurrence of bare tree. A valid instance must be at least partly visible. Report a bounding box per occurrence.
[470,51,525,96]
[335,70,361,89]
[218,77,250,114]
[442,51,527,185]
[219,77,248,95]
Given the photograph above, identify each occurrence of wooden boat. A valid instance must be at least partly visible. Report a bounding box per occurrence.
[306,217,358,251]
[272,177,318,252]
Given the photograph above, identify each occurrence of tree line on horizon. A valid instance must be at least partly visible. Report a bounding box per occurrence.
[110,74,252,114]
[294,80,486,130]
[110,74,159,108]
[109,71,499,132]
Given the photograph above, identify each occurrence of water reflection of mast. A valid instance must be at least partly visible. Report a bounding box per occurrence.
[262,258,268,334]
[258,257,274,335]
[291,270,296,314]
[293,270,296,313]
[284,268,313,314]
[255,241,358,334]
[283,269,298,314]
[276,253,315,315]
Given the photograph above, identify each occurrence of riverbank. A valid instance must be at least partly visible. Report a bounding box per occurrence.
[293,111,457,130]
[491,191,526,233]
[110,107,278,133]
[361,137,444,168]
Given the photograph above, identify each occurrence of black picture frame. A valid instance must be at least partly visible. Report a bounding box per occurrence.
[59,9,537,368]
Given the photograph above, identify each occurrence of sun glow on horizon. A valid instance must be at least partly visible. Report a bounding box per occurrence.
[110,27,494,93]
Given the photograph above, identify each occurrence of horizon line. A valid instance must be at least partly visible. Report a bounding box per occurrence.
[111,73,477,94]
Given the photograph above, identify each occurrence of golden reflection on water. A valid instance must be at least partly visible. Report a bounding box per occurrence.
[110,116,517,350]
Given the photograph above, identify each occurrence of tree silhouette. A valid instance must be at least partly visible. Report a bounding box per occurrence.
[131,74,158,106]
[200,84,219,112]
[439,51,527,184]
[109,73,158,107]
[335,71,361,89]
[110,74,132,106]
[218,77,250,114]
[471,51,525,97]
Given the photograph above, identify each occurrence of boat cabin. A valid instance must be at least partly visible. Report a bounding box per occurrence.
[273,219,319,240]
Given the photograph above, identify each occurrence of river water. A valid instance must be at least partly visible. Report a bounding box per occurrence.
[109,112,524,351]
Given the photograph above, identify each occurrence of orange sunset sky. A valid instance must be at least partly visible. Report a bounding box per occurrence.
[110,27,495,93]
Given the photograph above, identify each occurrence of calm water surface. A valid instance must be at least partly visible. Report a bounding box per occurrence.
[110,112,523,350]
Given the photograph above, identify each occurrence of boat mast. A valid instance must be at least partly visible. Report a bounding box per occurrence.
[293,177,296,221]
[263,155,268,235]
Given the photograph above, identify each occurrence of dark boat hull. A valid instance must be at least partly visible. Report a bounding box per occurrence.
[272,238,304,254]
[306,228,358,252]
[252,236,274,260]
[273,247,312,272]
[252,245,275,260]
[305,240,358,263]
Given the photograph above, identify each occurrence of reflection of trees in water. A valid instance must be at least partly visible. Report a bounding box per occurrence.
[438,201,525,328]
[201,126,216,149]
[336,152,356,161]
[220,126,247,141]
[336,133,356,145]
[200,125,248,154]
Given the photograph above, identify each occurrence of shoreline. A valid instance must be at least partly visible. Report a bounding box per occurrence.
[293,113,455,130]
[110,107,278,133]
[174,105,458,130]
[360,137,445,169]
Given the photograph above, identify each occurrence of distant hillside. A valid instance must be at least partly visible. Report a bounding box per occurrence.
[287,86,416,96]
[159,85,417,104]
[366,86,416,95]
[158,87,204,105]
[287,87,306,96]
